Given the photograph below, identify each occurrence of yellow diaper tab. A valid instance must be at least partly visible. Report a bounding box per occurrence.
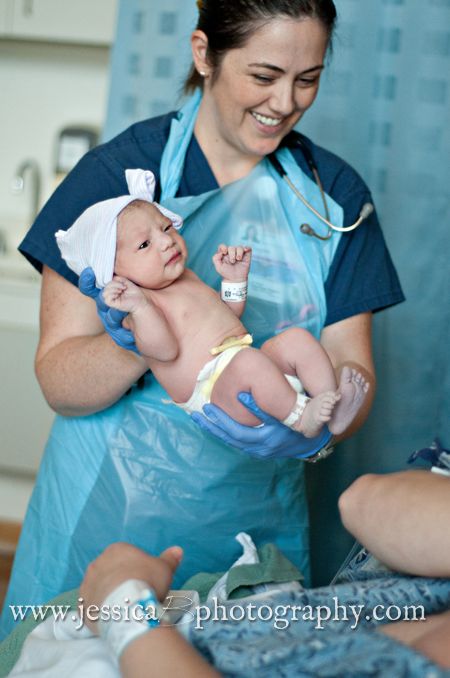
[175,335,253,414]
[201,341,251,402]
[210,333,253,356]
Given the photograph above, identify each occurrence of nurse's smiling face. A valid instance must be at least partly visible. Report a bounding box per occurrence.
[193,17,328,164]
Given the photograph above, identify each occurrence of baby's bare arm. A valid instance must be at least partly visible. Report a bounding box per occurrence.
[104,277,178,361]
[212,244,251,318]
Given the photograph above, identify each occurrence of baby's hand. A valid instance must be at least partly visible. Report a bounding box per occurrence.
[213,244,252,281]
[103,276,147,314]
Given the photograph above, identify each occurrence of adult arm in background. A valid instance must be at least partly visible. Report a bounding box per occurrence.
[338,470,450,577]
[80,543,220,678]
[339,469,450,669]
[35,266,149,416]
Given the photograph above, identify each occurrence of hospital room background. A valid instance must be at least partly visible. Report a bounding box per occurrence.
[0,0,448,604]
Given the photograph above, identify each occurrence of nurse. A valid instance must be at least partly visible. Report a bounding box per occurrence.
[1,0,404,639]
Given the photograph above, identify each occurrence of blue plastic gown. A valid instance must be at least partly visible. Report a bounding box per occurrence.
[1,93,344,639]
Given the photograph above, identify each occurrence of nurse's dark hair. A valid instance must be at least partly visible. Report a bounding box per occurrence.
[184,0,337,93]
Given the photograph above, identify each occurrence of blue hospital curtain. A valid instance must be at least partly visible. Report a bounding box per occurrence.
[104,0,450,583]
[103,1,197,139]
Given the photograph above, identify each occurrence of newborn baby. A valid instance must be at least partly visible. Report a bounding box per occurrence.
[56,170,368,438]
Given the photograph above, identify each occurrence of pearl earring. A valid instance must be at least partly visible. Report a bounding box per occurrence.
[199,70,206,77]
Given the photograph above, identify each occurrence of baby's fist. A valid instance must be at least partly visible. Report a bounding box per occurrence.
[103,276,146,314]
[213,244,252,281]
[215,244,251,263]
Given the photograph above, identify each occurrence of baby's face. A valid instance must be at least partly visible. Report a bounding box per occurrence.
[115,202,187,289]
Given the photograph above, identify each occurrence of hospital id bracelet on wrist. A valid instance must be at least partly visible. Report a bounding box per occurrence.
[221,280,247,302]
[99,579,163,659]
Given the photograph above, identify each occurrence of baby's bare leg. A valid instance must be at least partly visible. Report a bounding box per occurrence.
[210,347,336,437]
[260,328,337,395]
[210,348,299,427]
[260,328,339,436]
[262,329,368,436]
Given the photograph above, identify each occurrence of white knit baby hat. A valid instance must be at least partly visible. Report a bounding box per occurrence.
[55,169,183,288]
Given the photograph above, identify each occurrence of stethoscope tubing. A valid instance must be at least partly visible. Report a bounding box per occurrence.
[268,140,373,238]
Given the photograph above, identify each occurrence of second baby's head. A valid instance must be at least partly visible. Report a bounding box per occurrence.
[115,199,188,290]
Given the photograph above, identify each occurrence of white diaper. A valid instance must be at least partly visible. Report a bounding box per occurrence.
[176,344,248,415]
[176,334,304,415]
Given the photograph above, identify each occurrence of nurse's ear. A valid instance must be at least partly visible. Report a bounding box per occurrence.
[191,30,210,79]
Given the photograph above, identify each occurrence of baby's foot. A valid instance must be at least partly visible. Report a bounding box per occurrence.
[328,367,369,435]
[294,391,340,438]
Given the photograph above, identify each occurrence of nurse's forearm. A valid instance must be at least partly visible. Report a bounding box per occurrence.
[36,334,147,416]
[36,266,148,416]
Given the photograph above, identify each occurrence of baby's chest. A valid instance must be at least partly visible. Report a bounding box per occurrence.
[151,281,218,324]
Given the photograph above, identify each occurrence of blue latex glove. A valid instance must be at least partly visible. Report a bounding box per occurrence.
[78,267,139,353]
[191,392,332,460]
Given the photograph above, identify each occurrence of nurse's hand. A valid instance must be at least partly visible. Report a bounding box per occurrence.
[78,267,139,353]
[191,392,332,460]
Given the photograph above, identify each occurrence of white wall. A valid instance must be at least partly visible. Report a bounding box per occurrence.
[0,39,111,244]
[0,33,113,520]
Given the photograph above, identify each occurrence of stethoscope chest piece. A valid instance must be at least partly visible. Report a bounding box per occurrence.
[300,223,332,241]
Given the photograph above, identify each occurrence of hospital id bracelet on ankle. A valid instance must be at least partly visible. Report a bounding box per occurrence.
[98,579,163,659]
[221,280,247,302]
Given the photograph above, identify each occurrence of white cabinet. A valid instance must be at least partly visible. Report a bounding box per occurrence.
[0,0,117,45]
[0,0,12,35]
[0,274,54,474]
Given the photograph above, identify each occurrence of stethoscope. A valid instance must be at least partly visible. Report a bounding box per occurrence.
[268,135,374,241]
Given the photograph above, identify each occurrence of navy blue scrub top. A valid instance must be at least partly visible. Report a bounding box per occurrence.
[19,111,405,326]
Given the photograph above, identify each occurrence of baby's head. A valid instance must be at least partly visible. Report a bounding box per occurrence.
[114,199,188,290]
[55,169,184,289]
